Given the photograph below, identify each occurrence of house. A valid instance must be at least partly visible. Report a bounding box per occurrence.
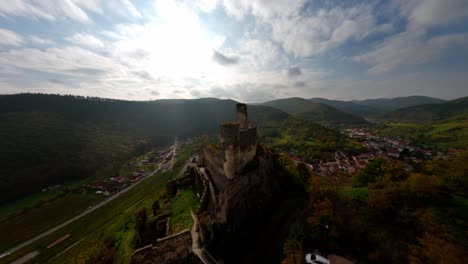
[387,148,400,158]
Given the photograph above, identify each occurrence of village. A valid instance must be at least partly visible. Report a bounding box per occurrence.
[62,138,197,198]
[289,126,461,177]
[82,144,176,197]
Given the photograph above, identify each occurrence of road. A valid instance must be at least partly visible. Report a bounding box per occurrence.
[0,138,178,260]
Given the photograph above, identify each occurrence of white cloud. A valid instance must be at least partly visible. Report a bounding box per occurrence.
[397,0,468,30]
[222,0,304,20]
[30,36,55,45]
[0,0,142,22]
[0,46,118,75]
[355,0,468,74]
[221,1,386,58]
[0,28,24,46]
[238,38,287,70]
[66,33,105,49]
[273,5,383,57]
[0,1,55,20]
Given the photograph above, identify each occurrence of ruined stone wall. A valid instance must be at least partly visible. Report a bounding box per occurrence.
[220,123,239,180]
[202,148,226,190]
[212,153,275,224]
[131,230,193,264]
[237,127,258,173]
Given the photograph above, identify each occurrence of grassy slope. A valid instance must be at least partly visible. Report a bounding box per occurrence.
[374,115,468,149]
[0,140,203,264]
[169,188,200,234]
[47,141,202,264]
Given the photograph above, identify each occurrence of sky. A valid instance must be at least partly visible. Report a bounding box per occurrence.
[0,0,467,103]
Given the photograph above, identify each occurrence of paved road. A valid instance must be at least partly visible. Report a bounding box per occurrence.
[0,139,178,260]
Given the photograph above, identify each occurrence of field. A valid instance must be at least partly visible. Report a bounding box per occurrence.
[0,193,102,252]
[0,178,93,222]
[0,139,204,264]
[374,117,468,149]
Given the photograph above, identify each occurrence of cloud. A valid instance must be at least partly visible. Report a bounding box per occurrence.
[0,46,119,76]
[355,32,468,74]
[30,36,55,45]
[66,33,104,49]
[222,0,305,20]
[272,4,385,57]
[238,38,287,70]
[0,1,55,20]
[288,67,301,77]
[0,28,24,46]
[212,50,239,65]
[355,0,468,74]
[397,0,468,29]
[0,0,142,22]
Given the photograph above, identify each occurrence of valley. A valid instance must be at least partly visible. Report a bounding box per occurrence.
[0,94,466,264]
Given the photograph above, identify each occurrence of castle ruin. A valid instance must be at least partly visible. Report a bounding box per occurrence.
[220,103,258,179]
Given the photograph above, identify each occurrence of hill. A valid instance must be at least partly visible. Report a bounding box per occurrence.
[352,95,445,112]
[309,97,380,117]
[0,94,293,203]
[383,96,468,123]
[263,97,367,126]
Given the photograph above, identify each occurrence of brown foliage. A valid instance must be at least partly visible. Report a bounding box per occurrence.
[281,239,304,264]
[409,233,466,264]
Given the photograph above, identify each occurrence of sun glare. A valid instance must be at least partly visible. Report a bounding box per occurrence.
[117,1,228,86]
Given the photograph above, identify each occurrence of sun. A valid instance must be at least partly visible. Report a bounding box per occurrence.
[114,1,230,87]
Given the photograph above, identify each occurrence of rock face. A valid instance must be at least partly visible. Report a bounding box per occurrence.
[131,230,195,264]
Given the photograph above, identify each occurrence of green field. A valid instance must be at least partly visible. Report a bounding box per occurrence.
[0,140,203,264]
[374,117,468,149]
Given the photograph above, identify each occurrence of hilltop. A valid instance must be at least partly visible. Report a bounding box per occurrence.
[309,97,380,117]
[352,95,445,113]
[383,96,468,123]
[263,97,367,126]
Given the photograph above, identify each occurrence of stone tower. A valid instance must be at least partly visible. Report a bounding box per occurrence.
[236,103,248,129]
[220,103,258,180]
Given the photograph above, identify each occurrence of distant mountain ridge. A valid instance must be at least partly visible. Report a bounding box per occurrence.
[263,97,368,126]
[383,96,468,123]
[309,97,380,117]
[352,95,445,112]
[309,95,445,117]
